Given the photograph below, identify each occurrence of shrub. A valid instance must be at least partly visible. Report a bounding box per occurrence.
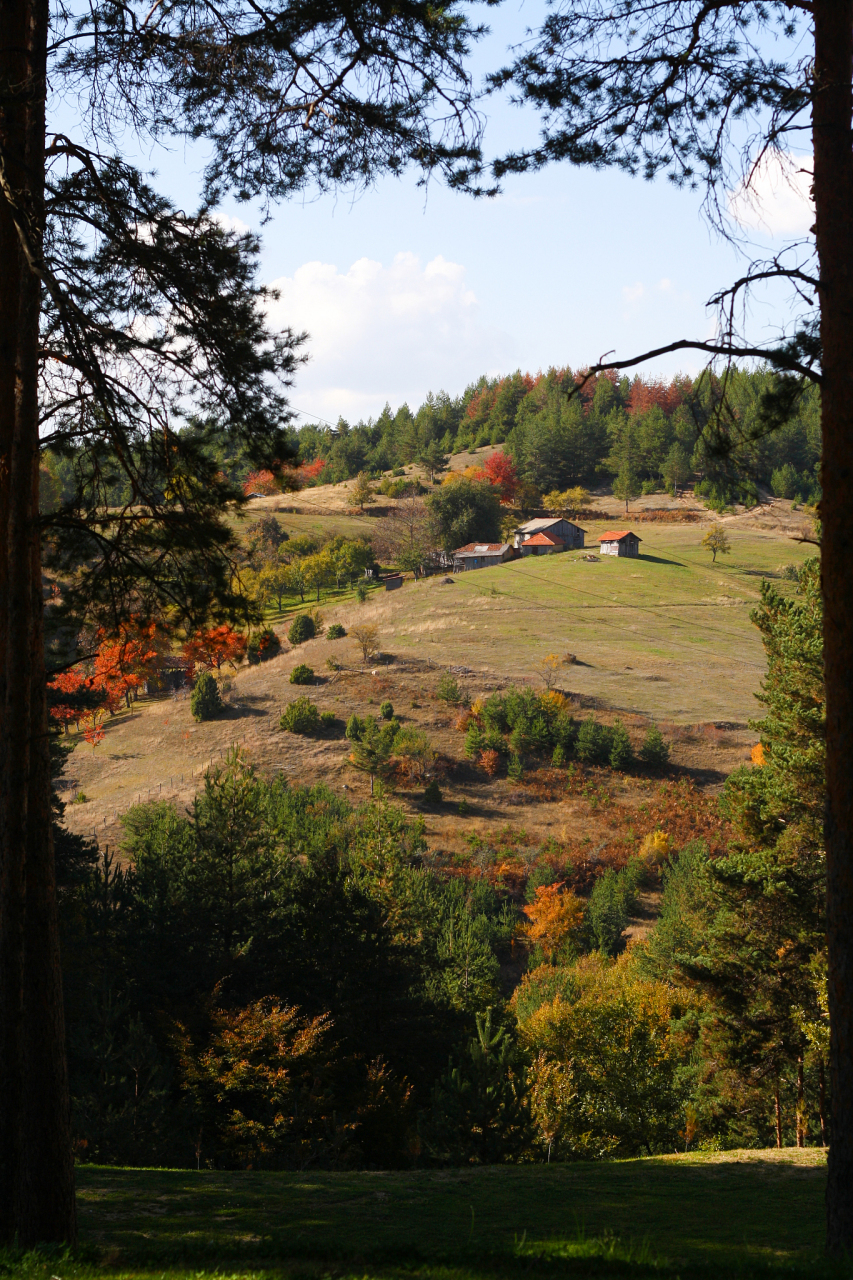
[379,700,394,720]
[423,778,442,804]
[507,753,524,782]
[308,609,325,636]
[436,671,463,704]
[280,697,320,735]
[465,723,484,758]
[319,710,337,728]
[609,720,633,770]
[345,713,366,741]
[480,748,501,777]
[355,581,369,603]
[640,725,670,769]
[327,623,346,639]
[288,613,316,645]
[290,663,314,685]
[326,656,341,671]
[191,670,223,721]
[552,743,566,768]
[247,627,281,665]
[393,727,433,778]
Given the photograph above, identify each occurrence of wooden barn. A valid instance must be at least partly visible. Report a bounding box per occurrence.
[452,542,515,571]
[514,517,585,552]
[598,530,642,557]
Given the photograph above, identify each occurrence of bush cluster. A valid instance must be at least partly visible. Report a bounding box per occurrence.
[327,623,346,639]
[290,663,314,685]
[462,687,668,774]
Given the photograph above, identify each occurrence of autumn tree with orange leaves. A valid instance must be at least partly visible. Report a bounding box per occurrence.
[47,620,160,731]
[522,883,585,964]
[182,625,248,674]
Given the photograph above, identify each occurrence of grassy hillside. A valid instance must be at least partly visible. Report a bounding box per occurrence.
[350,517,811,723]
[58,495,813,858]
[6,1150,833,1279]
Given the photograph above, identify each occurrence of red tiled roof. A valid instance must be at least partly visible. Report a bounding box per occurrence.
[454,542,508,553]
[523,532,565,546]
[598,530,642,542]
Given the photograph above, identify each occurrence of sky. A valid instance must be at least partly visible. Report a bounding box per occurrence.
[114,2,815,428]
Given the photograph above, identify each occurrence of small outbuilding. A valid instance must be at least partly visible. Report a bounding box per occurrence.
[452,542,515,571]
[598,530,642,558]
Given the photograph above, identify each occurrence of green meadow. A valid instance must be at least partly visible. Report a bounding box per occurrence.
[5,1150,839,1280]
[361,520,813,723]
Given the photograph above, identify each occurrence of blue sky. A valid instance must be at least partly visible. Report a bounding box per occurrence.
[116,2,814,426]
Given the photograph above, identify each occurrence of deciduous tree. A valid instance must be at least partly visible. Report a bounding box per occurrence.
[182,625,247,673]
[702,526,731,564]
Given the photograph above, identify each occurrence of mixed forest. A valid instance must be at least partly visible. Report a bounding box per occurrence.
[40,367,822,518]
[52,551,828,1171]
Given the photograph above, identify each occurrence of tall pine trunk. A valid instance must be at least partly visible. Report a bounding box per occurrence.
[0,0,76,1246]
[814,0,853,1255]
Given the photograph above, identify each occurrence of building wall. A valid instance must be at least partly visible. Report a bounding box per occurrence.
[600,539,639,557]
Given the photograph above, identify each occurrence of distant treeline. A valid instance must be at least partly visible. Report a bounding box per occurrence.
[39,366,821,512]
[296,367,821,507]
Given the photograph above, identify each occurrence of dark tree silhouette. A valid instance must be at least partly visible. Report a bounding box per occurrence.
[0,0,484,1245]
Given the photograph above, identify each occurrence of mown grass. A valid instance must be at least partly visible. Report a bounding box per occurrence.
[3,1149,841,1280]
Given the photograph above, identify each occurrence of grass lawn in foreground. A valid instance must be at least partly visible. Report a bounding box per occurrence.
[6,1148,838,1280]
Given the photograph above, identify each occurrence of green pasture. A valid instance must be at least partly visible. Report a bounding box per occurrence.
[370,522,813,723]
[5,1150,838,1280]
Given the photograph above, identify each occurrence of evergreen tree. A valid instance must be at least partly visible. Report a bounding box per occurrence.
[420,1008,532,1163]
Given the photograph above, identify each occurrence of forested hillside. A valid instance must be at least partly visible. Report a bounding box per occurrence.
[294,367,820,507]
[39,368,821,514]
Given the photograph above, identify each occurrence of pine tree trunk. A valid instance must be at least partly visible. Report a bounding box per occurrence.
[797,1056,805,1148]
[819,1059,828,1148]
[0,0,76,1246]
[814,0,853,1255]
[774,1073,783,1149]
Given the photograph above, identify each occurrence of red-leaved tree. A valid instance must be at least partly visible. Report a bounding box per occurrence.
[242,469,280,496]
[182,625,248,673]
[482,450,519,504]
[301,457,327,484]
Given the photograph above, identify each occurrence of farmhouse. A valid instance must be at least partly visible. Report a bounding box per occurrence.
[598,530,642,558]
[520,532,565,557]
[452,542,515,571]
[514,517,585,552]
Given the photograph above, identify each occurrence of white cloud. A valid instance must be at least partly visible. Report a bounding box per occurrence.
[728,152,814,237]
[265,252,515,421]
[622,282,645,304]
[210,212,252,236]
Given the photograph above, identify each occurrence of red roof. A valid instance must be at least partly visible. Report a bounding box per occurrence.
[454,542,509,553]
[523,532,565,546]
[598,530,642,542]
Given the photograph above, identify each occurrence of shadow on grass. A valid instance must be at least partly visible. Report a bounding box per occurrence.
[636,554,687,567]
